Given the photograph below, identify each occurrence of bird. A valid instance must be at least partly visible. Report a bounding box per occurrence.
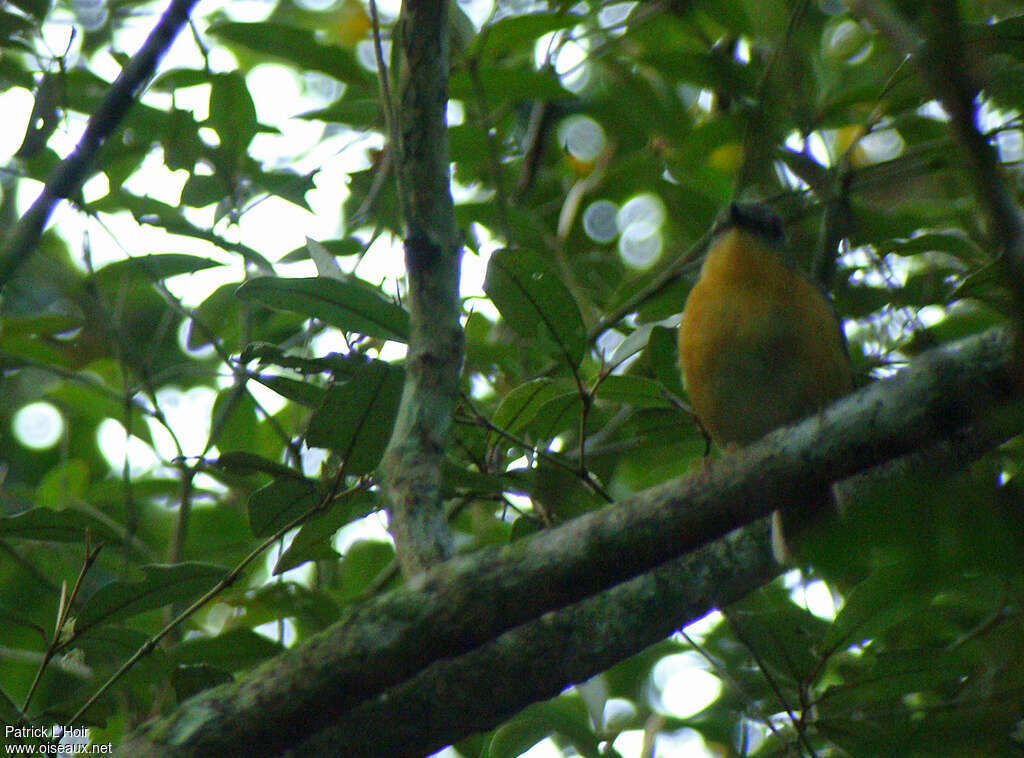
[677,201,853,561]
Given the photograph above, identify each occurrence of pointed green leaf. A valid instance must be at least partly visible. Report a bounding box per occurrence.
[170,627,283,671]
[253,374,325,407]
[490,378,577,446]
[337,540,394,600]
[209,71,258,161]
[237,276,409,342]
[76,564,227,633]
[0,508,119,544]
[91,254,221,285]
[281,237,364,263]
[273,491,378,574]
[484,248,586,367]
[822,564,935,651]
[248,476,318,538]
[215,452,303,480]
[472,11,580,58]
[209,22,373,90]
[594,375,670,409]
[306,360,404,474]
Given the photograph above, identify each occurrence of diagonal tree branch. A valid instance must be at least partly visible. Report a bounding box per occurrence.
[113,326,1024,757]
[381,0,463,574]
[0,0,201,288]
[290,521,778,757]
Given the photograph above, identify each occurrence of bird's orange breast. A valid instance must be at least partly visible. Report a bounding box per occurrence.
[677,228,852,446]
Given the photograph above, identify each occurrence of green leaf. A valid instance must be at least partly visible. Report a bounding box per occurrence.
[76,626,170,686]
[0,313,81,337]
[89,191,273,271]
[472,11,580,58]
[647,325,684,397]
[36,459,90,510]
[449,66,570,103]
[226,581,339,633]
[822,564,934,651]
[163,108,203,171]
[180,174,226,208]
[238,342,361,375]
[209,387,270,456]
[337,539,394,600]
[91,254,221,285]
[305,359,404,474]
[170,627,283,671]
[209,71,258,162]
[490,378,577,445]
[248,476,318,538]
[281,238,364,263]
[0,686,22,727]
[236,276,410,342]
[209,22,373,90]
[487,697,601,758]
[76,564,227,634]
[484,248,586,367]
[296,98,380,127]
[215,452,303,480]
[0,508,119,544]
[274,491,378,574]
[256,169,317,211]
[253,374,325,407]
[0,334,71,368]
[727,588,829,684]
[171,664,234,702]
[817,647,969,719]
[593,375,671,409]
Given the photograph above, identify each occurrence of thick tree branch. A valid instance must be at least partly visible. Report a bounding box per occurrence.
[290,521,777,757]
[0,0,200,288]
[381,0,463,574]
[113,327,1023,757]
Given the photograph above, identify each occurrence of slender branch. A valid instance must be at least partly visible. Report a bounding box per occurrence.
[21,542,103,713]
[0,0,201,287]
[586,234,708,343]
[381,0,462,574]
[457,392,612,502]
[69,483,365,725]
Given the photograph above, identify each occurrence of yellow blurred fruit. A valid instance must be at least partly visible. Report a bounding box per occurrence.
[329,0,370,46]
[565,152,595,178]
[833,125,870,167]
[708,142,743,173]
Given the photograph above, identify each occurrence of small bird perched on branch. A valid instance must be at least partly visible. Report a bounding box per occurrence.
[677,202,853,561]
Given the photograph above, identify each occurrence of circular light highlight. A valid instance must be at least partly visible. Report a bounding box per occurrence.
[652,653,723,718]
[12,402,65,450]
[583,200,619,243]
[618,221,663,270]
[616,193,666,231]
[558,116,606,163]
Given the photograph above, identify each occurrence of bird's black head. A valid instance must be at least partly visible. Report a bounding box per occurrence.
[715,202,786,247]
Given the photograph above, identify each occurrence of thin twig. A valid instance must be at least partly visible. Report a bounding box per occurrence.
[69,483,364,724]
[586,233,709,343]
[458,392,613,502]
[22,541,103,712]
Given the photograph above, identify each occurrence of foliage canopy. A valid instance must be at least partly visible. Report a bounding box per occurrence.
[1,0,1023,756]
